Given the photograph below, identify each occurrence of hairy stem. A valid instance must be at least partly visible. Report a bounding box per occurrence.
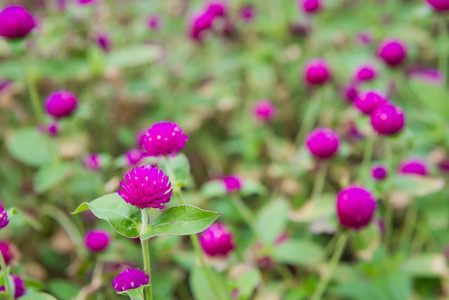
[141,208,152,300]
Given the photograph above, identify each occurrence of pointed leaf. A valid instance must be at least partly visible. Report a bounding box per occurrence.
[255,198,290,244]
[7,128,51,167]
[272,239,324,266]
[118,285,147,299]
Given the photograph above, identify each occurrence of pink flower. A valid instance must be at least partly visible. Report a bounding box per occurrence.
[378,39,407,67]
[140,121,188,157]
[427,0,449,12]
[95,32,111,52]
[0,275,25,298]
[354,65,378,82]
[85,230,110,252]
[253,100,276,122]
[199,223,235,257]
[354,91,388,115]
[0,6,35,40]
[306,128,340,159]
[0,241,14,267]
[303,59,331,85]
[371,165,388,181]
[0,206,9,229]
[300,0,321,13]
[125,149,144,166]
[112,268,149,292]
[147,15,161,31]
[188,11,214,41]
[239,5,256,22]
[341,84,358,102]
[223,175,242,194]
[82,154,102,171]
[336,185,376,230]
[370,104,405,135]
[45,90,78,119]
[399,158,428,176]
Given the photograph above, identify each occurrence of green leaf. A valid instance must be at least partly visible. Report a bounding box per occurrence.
[353,224,381,261]
[34,163,72,193]
[72,193,142,238]
[400,253,448,278]
[272,239,324,266]
[118,285,147,299]
[7,128,52,167]
[232,268,261,300]
[190,265,230,300]
[393,175,444,197]
[255,198,290,244]
[48,279,80,300]
[7,207,42,230]
[19,293,58,300]
[289,194,335,223]
[141,205,221,240]
[332,280,388,300]
[201,180,226,198]
[107,45,159,69]
[159,154,190,187]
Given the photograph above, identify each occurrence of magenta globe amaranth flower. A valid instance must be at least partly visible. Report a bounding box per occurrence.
[0,241,14,267]
[223,175,242,194]
[118,165,172,209]
[0,275,25,298]
[300,0,321,13]
[125,149,143,166]
[371,104,405,135]
[0,207,9,229]
[189,11,214,41]
[200,223,235,257]
[303,59,330,85]
[399,158,428,176]
[147,15,161,31]
[140,121,188,156]
[112,268,149,292]
[336,185,377,230]
[371,165,388,181]
[239,5,256,22]
[354,91,388,115]
[45,90,78,119]
[427,0,449,12]
[253,100,276,122]
[378,39,407,67]
[95,32,111,52]
[306,128,340,159]
[78,0,96,5]
[82,154,102,171]
[85,230,110,252]
[355,65,377,82]
[341,85,358,102]
[0,6,35,40]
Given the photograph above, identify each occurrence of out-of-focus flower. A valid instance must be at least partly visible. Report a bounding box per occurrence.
[371,164,388,181]
[45,90,78,119]
[199,223,235,257]
[112,268,149,292]
[223,175,242,194]
[427,0,449,12]
[125,149,144,166]
[370,104,405,135]
[0,207,9,229]
[306,128,340,159]
[378,39,407,67]
[147,15,161,31]
[85,230,110,252]
[341,84,358,102]
[354,65,378,82]
[253,100,276,122]
[0,6,35,40]
[0,275,25,299]
[82,154,102,171]
[356,31,373,46]
[336,185,376,230]
[303,59,331,85]
[399,158,428,176]
[300,0,321,13]
[95,32,111,52]
[140,122,188,157]
[0,241,14,267]
[354,91,388,115]
[239,5,256,22]
[406,65,444,85]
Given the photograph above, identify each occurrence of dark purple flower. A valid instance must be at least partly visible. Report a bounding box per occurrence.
[205,1,228,17]
[223,175,242,194]
[0,207,9,229]
[336,185,377,230]
[306,128,340,159]
[354,65,378,82]
[371,165,388,181]
[125,149,143,166]
[303,59,331,85]
[85,230,110,252]
[354,91,388,115]
[0,241,14,267]
[140,121,188,157]
[253,100,276,122]
[147,15,161,31]
[82,154,102,171]
[95,32,111,52]
[0,275,25,299]
[112,268,149,292]
[378,39,407,67]
[239,5,256,22]
[300,0,321,13]
[0,6,35,40]
[199,223,235,257]
[118,165,172,209]
[45,90,78,119]
[370,104,405,135]
[438,159,449,172]
[399,158,428,176]
[341,84,358,102]
[427,0,449,12]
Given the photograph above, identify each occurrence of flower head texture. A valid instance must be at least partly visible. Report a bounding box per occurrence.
[0,206,9,229]
[370,104,405,135]
[253,100,276,122]
[84,230,110,252]
[0,6,35,40]
[118,165,172,209]
[306,128,340,159]
[112,268,149,292]
[200,223,235,257]
[223,175,242,194]
[303,59,330,85]
[378,39,407,67]
[82,154,102,171]
[140,121,188,156]
[0,241,14,267]
[355,65,377,82]
[0,275,25,298]
[300,0,321,13]
[354,91,388,115]
[45,90,78,119]
[427,0,449,12]
[399,158,428,176]
[371,165,388,181]
[336,185,377,230]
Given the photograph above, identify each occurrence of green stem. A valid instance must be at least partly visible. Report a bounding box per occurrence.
[140,208,152,300]
[384,198,393,251]
[440,16,449,89]
[359,134,375,183]
[310,232,348,300]
[311,161,328,202]
[230,194,258,234]
[398,201,418,253]
[0,251,12,300]
[295,93,323,147]
[19,57,44,124]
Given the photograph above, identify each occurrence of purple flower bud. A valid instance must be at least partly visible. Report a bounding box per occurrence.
[370,104,405,135]
[354,91,388,115]
[355,31,373,46]
[303,59,331,86]
[140,121,188,157]
[299,0,321,13]
[147,15,161,31]
[371,164,388,181]
[378,39,407,67]
[354,65,378,82]
[253,100,276,122]
[0,275,25,299]
[239,5,256,22]
[47,122,60,136]
[223,175,242,194]
[336,185,377,230]
[82,154,102,171]
[0,207,9,229]
[341,84,358,102]
[112,268,149,292]
[306,128,340,159]
[188,11,214,42]
[427,0,449,12]
[95,32,111,52]
[118,165,172,209]
[125,149,143,166]
[0,241,14,267]
[0,6,35,40]
[399,158,428,176]
[45,90,78,119]
[85,229,110,252]
[199,223,235,257]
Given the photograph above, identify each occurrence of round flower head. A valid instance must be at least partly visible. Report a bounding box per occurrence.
[378,39,407,67]
[45,90,78,119]
[199,223,235,257]
[342,85,358,102]
[205,1,228,18]
[0,275,25,298]
[300,0,321,13]
[47,122,60,136]
[354,91,388,115]
[240,5,256,22]
[118,165,172,209]
[306,128,340,159]
[355,65,377,82]
[0,241,14,267]
[140,121,188,157]
[0,207,9,229]
[370,104,405,135]
[84,230,110,252]
[0,6,35,40]
[112,268,149,292]
[78,0,96,5]
[147,15,161,31]
[253,100,276,122]
[223,175,242,194]
[96,32,111,52]
[82,154,102,171]
[336,185,377,230]
[125,149,143,166]
[427,0,449,12]
[189,11,214,41]
[303,59,330,85]
[399,158,428,176]
[371,164,388,181]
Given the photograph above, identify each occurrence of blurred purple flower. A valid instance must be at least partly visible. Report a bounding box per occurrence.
[95,32,111,52]
[300,0,321,13]
[0,6,35,40]
[378,39,407,67]
[341,84,358,102]
[371,104,405,135]
[253,100,276,122]
[45,90,78,119]
[147,15,161,31]
[82,154,102,171]
[406,65,444,85]
[399,158,428,176]
[354,65,378,82]
[239,5,256,22]
[356,31,373,46]
[427,0,449,12]
[223,175,242,194]
[0,275,25,299]
[371,164,388,181]
[0,207,9,229]
[354,91,388,115]
[306,128,340,159]
[199,223,235,257]
[85,229,110,252]
[337,185,376,230]
[303,58,331,85]
[125,149,144,166]
[0,241,14,267]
